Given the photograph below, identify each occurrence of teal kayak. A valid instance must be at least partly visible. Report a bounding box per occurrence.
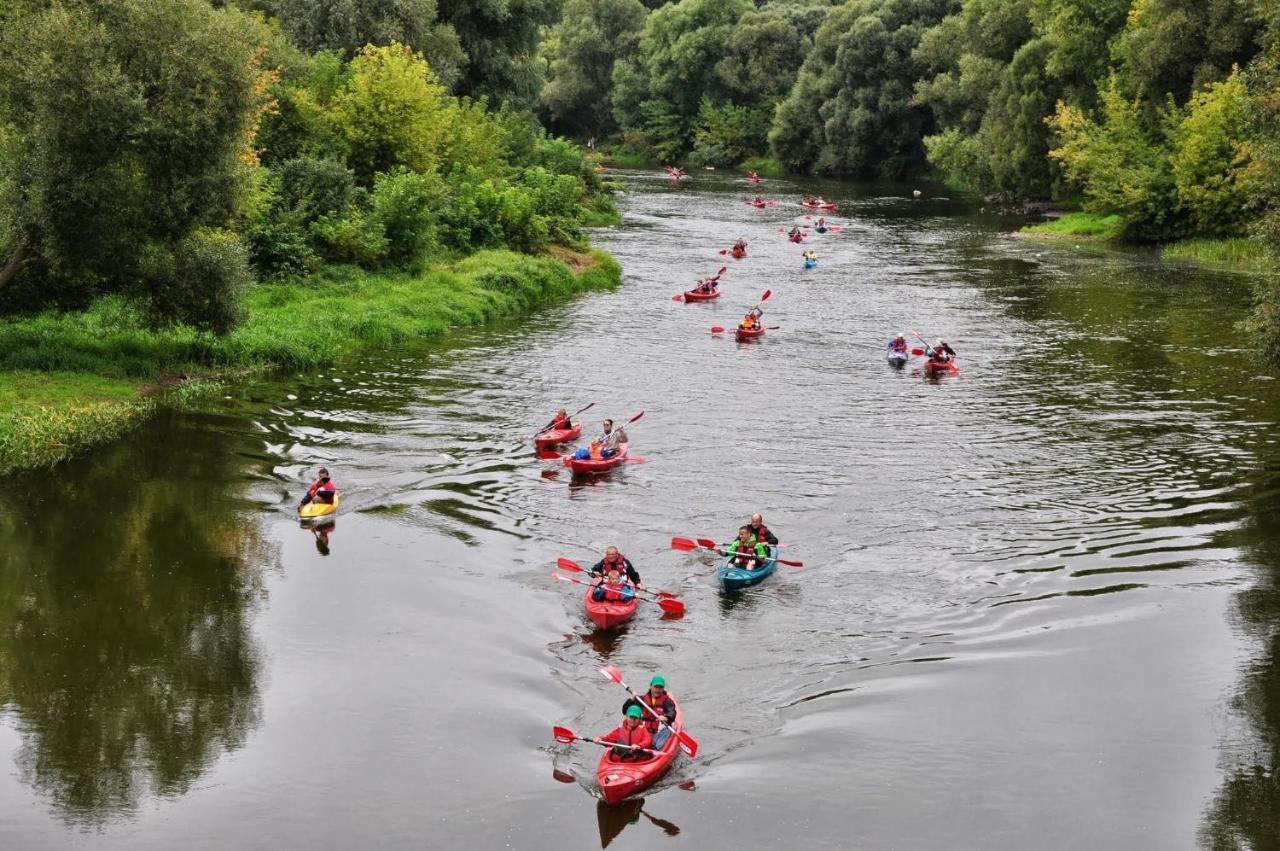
[718,546,778,591]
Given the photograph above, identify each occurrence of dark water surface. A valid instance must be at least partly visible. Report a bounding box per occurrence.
[3,171,1279,849]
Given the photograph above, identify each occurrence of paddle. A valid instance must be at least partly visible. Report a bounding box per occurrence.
[710,325,780,334]
[598,666,698,759]
[557,558,682,600]
[694,535,792,551]
[554,562,685,615]
[528,402,595,441]
[670,535,803,567]
[673,267,727,301]
[553,726,663,756]
[539,411,645,461]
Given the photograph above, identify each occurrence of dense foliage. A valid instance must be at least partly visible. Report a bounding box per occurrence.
[0,1,614,335]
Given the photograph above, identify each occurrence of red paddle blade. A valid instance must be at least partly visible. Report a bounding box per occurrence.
[718,249,728,254]
[760,289,772,302]
[671,537,697,551]
[695,537,717,550]
[627,410,644,425]
[911,348,924,356]
[537,448,562,460]
[659,598,685,615]
[624,457,646,464]
[552,726,577,744]
[556,557,583,573]
[777,558,804,568]
[717,266,727,276]
[672,294,684,301]
[599,665,623,684]
[710,326,725,334]
[655,590,679,600]
[552,768,576,784]
[676,731,698,759]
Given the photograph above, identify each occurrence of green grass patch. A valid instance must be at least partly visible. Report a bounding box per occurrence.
[740,156,784,178]
[1162,236,1270,269]
[1020,212,1126,240]
[601,147,650,169]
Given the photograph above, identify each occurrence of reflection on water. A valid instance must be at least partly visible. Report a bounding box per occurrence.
[595,798,680,848]
[0,412,272,824]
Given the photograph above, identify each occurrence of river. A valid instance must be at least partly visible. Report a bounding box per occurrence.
[1,171,1278,849]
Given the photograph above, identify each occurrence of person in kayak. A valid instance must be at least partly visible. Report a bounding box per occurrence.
[733,237,747,252]
[747,170,760,183]
[802,249,818,263]
[747,513,779,546]
[591,546,642,588]
[599,705,653,762]
[540,408,571,434]
[592,565,637,603]
[575,419,626,460]
[888,334,909,354]
[300,467,336,507]
[752,195,765,207]
[926,338,957,363]
[787,225,803,240]
[739,306,764,331]
[725,526,769,569]
[624,675,677,748]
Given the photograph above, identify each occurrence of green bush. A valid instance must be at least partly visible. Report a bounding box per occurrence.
[147,230,253,335]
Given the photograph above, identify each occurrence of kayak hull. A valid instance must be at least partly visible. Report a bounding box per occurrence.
[788,235,806,243]
[718,547,778,591]
[802,202,837,211]
[583,587,639,629]
[596,698,683,804]
[735,327,765,342]
[886,349,908,366]
[535,421,582,450]
[299,494,340,519]
[803,259,817,269]
[730,249,746,259]
[924,359,959,375]
[565,443,629,475]
[683,289,720,302]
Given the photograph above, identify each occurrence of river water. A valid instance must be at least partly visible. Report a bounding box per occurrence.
[2,171,1278,849]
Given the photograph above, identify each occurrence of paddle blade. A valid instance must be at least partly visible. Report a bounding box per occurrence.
[625,457,646,464]
[627,410,644,425]
[672,294,684,302]
[695,537,718,550]
[599,665,623,684]
[911,348,924,356]
[760,289,772,302]
[573,402,596,416]
[710,326,725,334]
[717,266,727,276]
[676,731,698,759]
[556,557,584,573]
[658,597,685,615]
[552,726,577,744]
[718,249,728,255]
[777,558,804,568]
[537,448,563,460]
[671,536,697,551]
[655,590,679,600]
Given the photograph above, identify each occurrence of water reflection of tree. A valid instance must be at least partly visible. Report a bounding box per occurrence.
[1200,476,1280,849]
[0,417,274,825]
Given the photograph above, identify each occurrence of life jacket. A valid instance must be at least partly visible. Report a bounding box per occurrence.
[740,316,757,330]
[729,538,762,561]
[604,722,652,759]
[890,339,907,352]
[634,694,674,734]
[602,579,630,602]
[748,523,770,543]
[308,479,336,499]
[595,554,628,577]
[550,415,570,431]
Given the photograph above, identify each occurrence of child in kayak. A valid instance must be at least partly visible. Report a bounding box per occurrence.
[815,216,827,233]
[540,408,571,434]
[888,334,909,354]
[725,526,769,569]
[624,675,677,748]
[592,566,637,603]
[747,513,779,546]
[599,705,652,762]
[300,467,336,507]
[591,546,643,589]
[739,307,763,331]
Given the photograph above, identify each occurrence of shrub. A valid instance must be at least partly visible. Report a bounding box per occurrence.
[147,230,253,334]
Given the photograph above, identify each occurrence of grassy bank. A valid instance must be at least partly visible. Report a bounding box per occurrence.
[740,156,784,178]
[0,248,621,473]
[1019,214,1271,271]
[1019,212,1126,240]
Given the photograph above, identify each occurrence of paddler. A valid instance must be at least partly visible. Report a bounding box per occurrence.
[300,467,336,507]
[752,194,765,207]
[575,418,625,460]
[802,249,818,263]
[747,513,779,546]
[739,306,763,331]
[888,333,909,354]
[624,675,677,748]
[733,237,747,253]
[540,407,572,434]
[725,526,769,569]
[599,705,652,762]
[591,566,637,604]
[591,546,643,589]
[927,338,956,363]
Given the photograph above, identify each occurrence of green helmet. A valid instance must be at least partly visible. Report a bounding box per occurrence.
[625,705,643,719]
[650,675,666,688]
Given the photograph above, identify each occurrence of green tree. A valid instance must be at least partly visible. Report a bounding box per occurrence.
[436,0,562,106]
[540,0,649,137]
[1169,67,1259,234]
[0,0,270,331]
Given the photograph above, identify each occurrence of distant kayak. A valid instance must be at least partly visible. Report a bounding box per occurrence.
[886,349,908,366]
[718,546,778,591]
[299,495,339,519]
[803,258,817,269]
[730,248,746,259]
[924,359,959,375]
[683,288,720,302]
[735,326,765,341]
[801,201,837,211]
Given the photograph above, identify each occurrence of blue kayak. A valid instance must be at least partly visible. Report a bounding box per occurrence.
[718,546,778,591]
[803,259,817,269]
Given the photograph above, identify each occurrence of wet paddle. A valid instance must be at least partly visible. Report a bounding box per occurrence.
[552,726,662,756]
[710,325,780,334]
[527,402,596,442]
[554,561,685,615]
[556,559,682,604]
[539,411,645,460]
[670,535,803,567]
[598,666,698,759]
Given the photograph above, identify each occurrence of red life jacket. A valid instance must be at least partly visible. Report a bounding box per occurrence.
[749,524,770,544]
[550,415,570,430]
[308,479,335,498]
[602,579,630,601]
[635,694,674,733]
[604,722,652,751]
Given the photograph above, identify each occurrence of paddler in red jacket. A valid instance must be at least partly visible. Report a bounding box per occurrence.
[747,513,779,546]
[591,546,643,588]
[300,467,336,507]
[623,675,677,748]
[540,408,571,434]
[599,705,653,762]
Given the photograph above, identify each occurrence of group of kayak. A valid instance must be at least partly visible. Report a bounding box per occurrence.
[536,407,638,473]
[886,333,959,374]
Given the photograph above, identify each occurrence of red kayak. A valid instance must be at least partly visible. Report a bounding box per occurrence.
[802,201,837,211]
[924,359,959,375]
[565,443,629,474]
[683,288,720,302]
[597,697,684,804]
[788,233,806,243]
[730,248,746,259]
[535,421,581,450]
[583,586,638,629]
[735,326,765,341]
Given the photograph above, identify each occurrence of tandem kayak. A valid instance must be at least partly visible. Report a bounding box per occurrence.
[565,443,629,474]
[803,259,817,269]
[924,359,959,375]
[788,233,806,243]
[597,697,684,804]
[299,494,340,519]
[802,201,837,211]
[718,547,778,591]
[886,349,908,367]
[583,586,639,629]
[735,326,765,341]
[730,248,746,259]
[535,421,581,450]
[683,288,720,302]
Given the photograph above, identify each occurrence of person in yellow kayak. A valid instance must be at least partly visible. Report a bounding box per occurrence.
[300,467,336,508]
[575,418,626,460]
[802,249,818,263]
[725,526,769,569]
[739,307,763,331]
[623,675,677,748]
[599,705,653,762]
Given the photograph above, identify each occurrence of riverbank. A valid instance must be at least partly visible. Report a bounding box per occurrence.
[0,247,621,474]
[1017,213,1271,270]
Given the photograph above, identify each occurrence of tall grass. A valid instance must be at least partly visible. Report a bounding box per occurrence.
[1163,237,1268,268]
[1020,213,1126,240]
[740,156,784,178]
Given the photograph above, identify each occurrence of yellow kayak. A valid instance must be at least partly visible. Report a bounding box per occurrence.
[299,494,339,519]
